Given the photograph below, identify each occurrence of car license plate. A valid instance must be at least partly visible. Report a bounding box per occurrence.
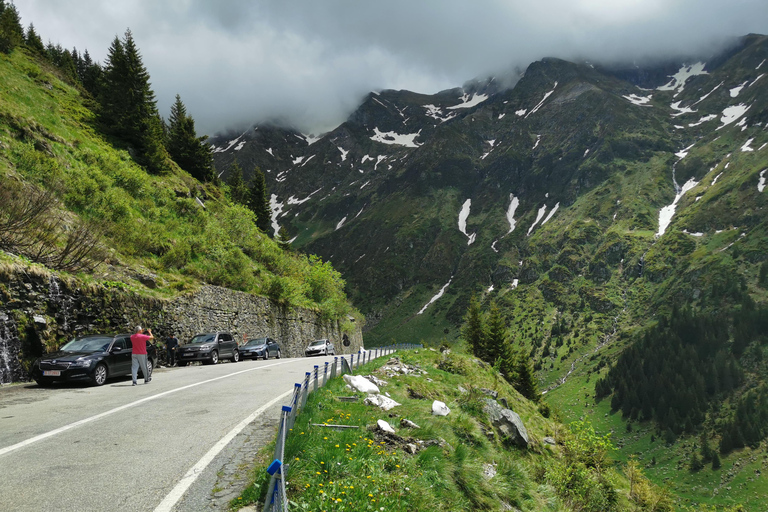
[183,353,193,357]
[43,370,61,376]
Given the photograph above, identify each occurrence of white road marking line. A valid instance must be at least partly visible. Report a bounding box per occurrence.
[0,361,294,458]
[153,389,293,512]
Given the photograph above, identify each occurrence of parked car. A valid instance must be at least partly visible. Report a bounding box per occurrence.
[241,337,281,360]
[305,339,335,357]
[176,332,239,365]
[30,334,156,386]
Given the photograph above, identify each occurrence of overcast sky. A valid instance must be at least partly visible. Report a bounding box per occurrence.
[18,0,768,136]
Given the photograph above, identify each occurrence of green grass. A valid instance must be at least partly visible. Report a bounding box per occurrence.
[0,48,357,321]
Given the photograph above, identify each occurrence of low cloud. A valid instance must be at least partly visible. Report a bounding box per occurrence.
[19,0,768,136]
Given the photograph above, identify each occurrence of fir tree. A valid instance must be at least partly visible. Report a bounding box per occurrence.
[711,452,721,470]
[514,347,540,401]
[0,1,23,54]
[166,94,215,182]
[25,23,45,55]
[100,29,170,174]
[462,295,487,360]
[248,166,272,233]
[485,302,516,382]
[227,161,249,205]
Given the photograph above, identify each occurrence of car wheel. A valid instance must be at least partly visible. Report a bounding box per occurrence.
[231,350,240,363]
[35,379,52,387]
[210,350,219,364]
[178,361,187,367]
[276,349,281,359]
[145,358,154,378]
[92,363,108,386]
[264,350,269,360]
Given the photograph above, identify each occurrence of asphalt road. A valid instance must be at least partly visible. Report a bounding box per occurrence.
[0,355,339,512]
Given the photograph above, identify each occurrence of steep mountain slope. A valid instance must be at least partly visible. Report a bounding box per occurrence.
[214,34,766,340]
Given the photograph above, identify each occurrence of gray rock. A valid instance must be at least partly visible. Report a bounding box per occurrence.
[400,418,421,429]
[483,399,529,448]
[432,400,451,416]
[480,388,498,399]
[377,419,395,433]
[543,436,556,445]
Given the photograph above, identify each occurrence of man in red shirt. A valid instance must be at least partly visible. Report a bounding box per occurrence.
[130,325,154,385]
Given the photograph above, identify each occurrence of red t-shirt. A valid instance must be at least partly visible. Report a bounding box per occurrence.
[130,333,151,355]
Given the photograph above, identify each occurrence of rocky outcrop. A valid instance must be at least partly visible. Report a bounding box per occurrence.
[483,398,529,448]
[0,263,363,383]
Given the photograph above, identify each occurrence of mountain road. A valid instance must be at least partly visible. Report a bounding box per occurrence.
[0,355,337,512]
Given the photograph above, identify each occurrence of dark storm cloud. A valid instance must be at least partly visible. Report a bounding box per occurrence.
[18,1,768,136]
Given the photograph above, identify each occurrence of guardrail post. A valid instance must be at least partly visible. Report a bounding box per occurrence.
[350,353,355,372]
[313,365,319,393]
[331,357,338,379]
[323,362,329,386]
[301,372,311,408]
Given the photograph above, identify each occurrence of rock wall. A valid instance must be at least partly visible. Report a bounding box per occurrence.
[0,263,364,384]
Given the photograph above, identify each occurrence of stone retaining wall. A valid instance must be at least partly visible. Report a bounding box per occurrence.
[0,264,363,384]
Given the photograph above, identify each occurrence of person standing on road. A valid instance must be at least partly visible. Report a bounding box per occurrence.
[131,326,154,386]
[166,333,179,367]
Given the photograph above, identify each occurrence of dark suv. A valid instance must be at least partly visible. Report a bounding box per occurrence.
[30,334,157,386]
[177,332,239,365]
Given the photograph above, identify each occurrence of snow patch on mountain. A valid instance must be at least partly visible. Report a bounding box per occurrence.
[234,140,246,151]
[417,277,453,315]
[526,82,558,118]
[423,104,457,122]
[656,178,698,237]
[689,114,717,127]
[750,74,765,87]
[759,169,766,193]
[458,199,476,245]
[337,146,349,161]
[375,155,387,170]
[711,172,724,186]
[214,133,245,153]
[741,138,755,152]
[292,156,305,165]
[541,202,560,226]
[623,94,652,106]
[657,62,707,95]
[287,188,322,205]
[527,204,548,236]
[302,133,324,145]
[730,81,749,98]
[675,143,695,160]
[718,104,750,129]
[532,134,541,150]
[498,113,506,119]
[361,155,373,164]
[301,155,315,167]
[510,279,519,290]
[671,101,696,117]
[448,92,488,110]
[270,194,284,238]
[370,127,422,147]
[336,216,348,231]
[515,109,527,117]
[692,82,723,105]
[266,148,274,156]
[506,194,519,234]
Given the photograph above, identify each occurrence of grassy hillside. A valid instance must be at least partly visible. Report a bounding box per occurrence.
[239,349,682,511]
[0,47,357,322]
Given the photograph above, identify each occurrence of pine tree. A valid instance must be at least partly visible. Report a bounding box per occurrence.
[248,166,272,233]
[166,94,215,182]
[0,1,23,54]
[227,161,249,205]
[25,23,45,55]
[485,302,516,382]
[462,295,487,359]
[100,29,170,174]
[514,347,540,401]
[711,451,721,470]
[80,49,102,95]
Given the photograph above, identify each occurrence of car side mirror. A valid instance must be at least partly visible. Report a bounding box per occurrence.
[110,346,121,353]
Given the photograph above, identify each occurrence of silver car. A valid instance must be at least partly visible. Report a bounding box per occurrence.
[305,339,335,357]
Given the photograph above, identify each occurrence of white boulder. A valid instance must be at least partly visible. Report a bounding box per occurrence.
[432,400,451,416]
[343,374,380,394]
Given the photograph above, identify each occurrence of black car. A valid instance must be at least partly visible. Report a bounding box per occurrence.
[176,332,239,365]
[30,334,157,386]
[241,337,281,360]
